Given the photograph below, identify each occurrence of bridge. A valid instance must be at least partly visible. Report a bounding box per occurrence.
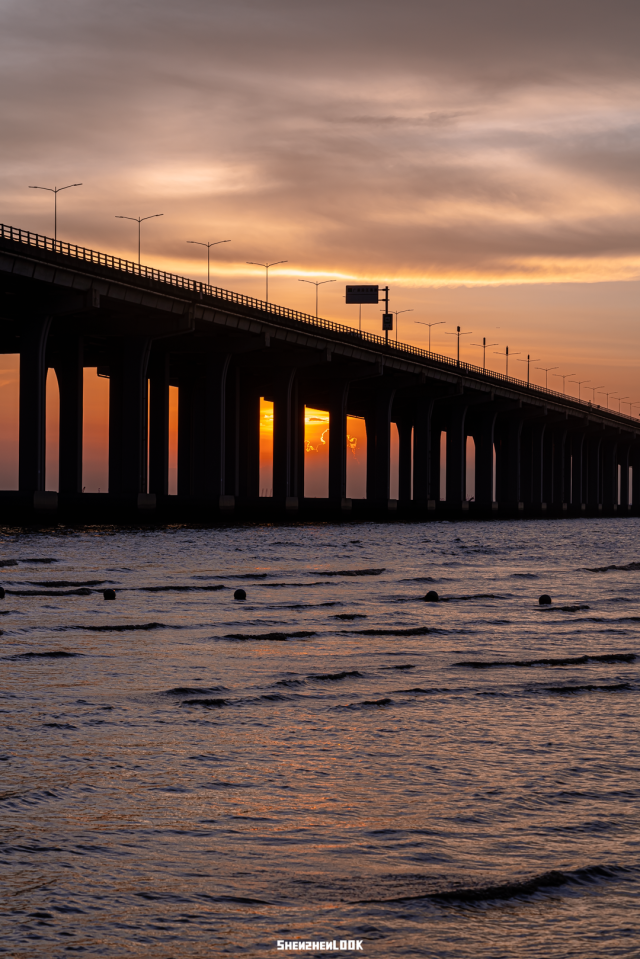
[1,222,638,522]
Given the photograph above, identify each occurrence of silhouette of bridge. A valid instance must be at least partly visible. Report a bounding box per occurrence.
[1,222,638,521]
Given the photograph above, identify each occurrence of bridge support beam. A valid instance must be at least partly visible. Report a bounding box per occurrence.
[108,337,152,496]
[398,418,412,503]
[19,316,52,492]
[328,381,349,503]
[273,370,302,505]
[601,439,618,508]
[365,388,395,504]
[619,444,630,508]
[472,410,496,509]
[446,406,467,506]
[54,336,84,494]
[190,353,232,500]
[238,375,260,501]
[148,350,170,496]
[412,397,434,504]
[570,431,586,508]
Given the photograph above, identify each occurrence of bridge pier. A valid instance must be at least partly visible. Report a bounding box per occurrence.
[365,388,395,505]
[397,418,412,503]
[328,381,350,503]
[412,397,434,504]
[53,336,84,494]
[108,337,152,496]
[601,438,618,509]
[446,405,467,506]
[148,350,170,496]
[190,353,232,501]
[273,369,302,507]
[19,316,52,492]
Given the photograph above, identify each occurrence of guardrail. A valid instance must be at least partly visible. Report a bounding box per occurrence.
[1,222,637,424]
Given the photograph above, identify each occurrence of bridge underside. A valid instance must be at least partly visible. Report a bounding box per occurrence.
[1,228,639,524]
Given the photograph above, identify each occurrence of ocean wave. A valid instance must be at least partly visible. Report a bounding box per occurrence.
[317,568,385,577]
[585,561,640,573]
[7,650,80,660]
[224,630,316,641]
[5,588,93,596]
[337,698,393,710]
[347,627,430,636]
[163,686,227,696]
[180,698,228,708]
[546,683,633,694]
[307,670,363,682]
[453,653,636,669]
[139,584,225,592]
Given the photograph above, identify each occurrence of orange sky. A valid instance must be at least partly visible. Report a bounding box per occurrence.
[1,1,640,487]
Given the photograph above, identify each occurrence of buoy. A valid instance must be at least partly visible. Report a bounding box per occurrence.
[539,594,552,605]
[234,588,247,601]
[0,586,5,599]
[424,590,439,602]
[103,589,116,600]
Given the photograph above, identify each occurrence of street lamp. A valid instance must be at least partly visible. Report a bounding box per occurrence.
[246,260,288,303]
[569,378,590,401]
[617,395,629,413]
[472,337,499,370]
[516,354,540,385]
[298,278,336,319]
[28,182,82,243]
[536,366,558,389]
[187,239,230,286]
[387,308,413,343]
[446,325,473,365]
[553,372,576,394]
[415,320,445,352]
[115,214,163,267]
[631,402,640,417]
[588,385,604,404]
[494,345,521,377]
[598,390,618,409]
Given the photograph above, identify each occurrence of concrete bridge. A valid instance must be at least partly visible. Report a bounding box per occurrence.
[1,222,638,522]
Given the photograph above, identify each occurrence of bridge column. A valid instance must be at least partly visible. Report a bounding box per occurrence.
[273,369,302,505]
[601,438,618,508]
[473,410,496,508]
[586,434,601,508]
[412,397,434,504]
[177,365,194,496]
[529,421,545,507]
[446,406,467,506]
[238,373,260,501]
[552,429,568,508]
[190,353,232,501]
[19,316,52,492]
[108,337,152,496]
[630,445,640,513]
[570,431,586,508]
[148,350,170,496]
[397,418,412,503]
[365,388,395,504]
[53,336,83,494]
[619,444,630,508]
[327,381,349,503]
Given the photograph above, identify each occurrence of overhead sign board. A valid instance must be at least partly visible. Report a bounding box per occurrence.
[382,313,393,330]
[346,285,379,304]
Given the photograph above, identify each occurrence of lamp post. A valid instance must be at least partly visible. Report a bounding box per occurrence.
[415,320,445,352]
[246,260,288,303]
[631,402,640,417]
[494,345,520,377]
[472,337,499,370]
[598,390,618,409]
[516,354,540,385]
[388,308,413,343]
[569,378,590,401]
[298,278,336,319]
[28,182,82,242]
[553,372,576,394]
[187,239,230,286]
[445,325,473,366]
[617,395,629,413]
[115,214,163,267]
[588,385,604,404]
[536,366,558,389]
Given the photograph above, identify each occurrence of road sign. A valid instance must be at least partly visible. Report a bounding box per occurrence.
[382,313,393,331]
[346,285,379,304]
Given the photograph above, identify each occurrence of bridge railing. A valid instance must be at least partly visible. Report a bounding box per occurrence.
[2,222,637,423]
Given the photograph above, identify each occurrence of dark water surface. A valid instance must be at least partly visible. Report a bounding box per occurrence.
[1,519,639,958]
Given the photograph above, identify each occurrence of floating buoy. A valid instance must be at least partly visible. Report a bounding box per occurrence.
[234,588,247,601]
[103,589,116,600]
[0,587,5,599]
[538,594,552,605]
[424,590,439,602]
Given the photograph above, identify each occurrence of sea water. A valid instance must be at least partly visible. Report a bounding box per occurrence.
[1,519,639,957]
